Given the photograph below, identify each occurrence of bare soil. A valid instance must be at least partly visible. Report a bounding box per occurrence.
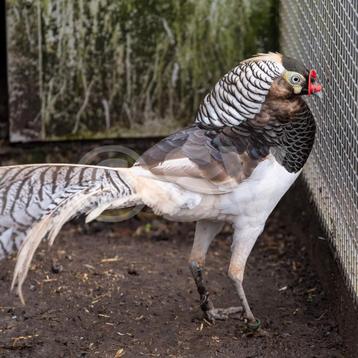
[0,207,346,357]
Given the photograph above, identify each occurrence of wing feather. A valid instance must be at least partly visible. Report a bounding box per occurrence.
[136,126,263,194]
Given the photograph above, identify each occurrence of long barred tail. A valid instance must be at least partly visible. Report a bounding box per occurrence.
[0,164,139,303]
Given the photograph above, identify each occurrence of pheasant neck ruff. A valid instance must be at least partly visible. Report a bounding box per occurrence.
[195,60,284,128]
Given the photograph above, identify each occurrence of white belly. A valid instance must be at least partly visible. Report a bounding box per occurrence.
[165,155,300,224]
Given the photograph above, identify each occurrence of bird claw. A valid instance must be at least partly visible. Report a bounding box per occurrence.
[205,306,243,322]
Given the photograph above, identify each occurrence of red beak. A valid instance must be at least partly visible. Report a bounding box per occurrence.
[308,69,322,95]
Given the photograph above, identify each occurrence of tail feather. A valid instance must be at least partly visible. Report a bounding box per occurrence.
[12,186,103,303]
[0,164,139,302]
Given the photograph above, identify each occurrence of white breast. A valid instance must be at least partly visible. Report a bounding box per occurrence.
[217,155,300,223]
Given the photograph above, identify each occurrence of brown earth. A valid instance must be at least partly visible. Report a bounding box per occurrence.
[0,206,347,358]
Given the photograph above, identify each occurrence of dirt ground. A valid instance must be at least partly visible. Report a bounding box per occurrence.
[0,206,346,357]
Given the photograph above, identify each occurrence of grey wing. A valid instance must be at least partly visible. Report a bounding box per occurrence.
[136,126,263,192]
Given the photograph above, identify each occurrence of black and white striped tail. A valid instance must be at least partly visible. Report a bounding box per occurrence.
[0,164,137,303]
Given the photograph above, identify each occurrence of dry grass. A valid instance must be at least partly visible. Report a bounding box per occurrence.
[7,0,278,141]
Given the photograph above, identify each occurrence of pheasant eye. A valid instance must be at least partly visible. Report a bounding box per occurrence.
[290,75,301,84]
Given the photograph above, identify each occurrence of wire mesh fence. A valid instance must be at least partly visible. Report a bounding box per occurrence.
[280,0,358,304]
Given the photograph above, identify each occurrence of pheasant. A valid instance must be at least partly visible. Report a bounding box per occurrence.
[0,53,322,330]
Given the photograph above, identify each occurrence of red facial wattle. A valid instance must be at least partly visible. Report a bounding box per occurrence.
[308,69,322,95]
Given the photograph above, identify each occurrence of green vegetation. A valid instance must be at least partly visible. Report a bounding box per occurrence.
[7,0,278,141]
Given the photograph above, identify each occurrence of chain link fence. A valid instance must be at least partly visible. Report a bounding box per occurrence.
[280,0,357,304]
